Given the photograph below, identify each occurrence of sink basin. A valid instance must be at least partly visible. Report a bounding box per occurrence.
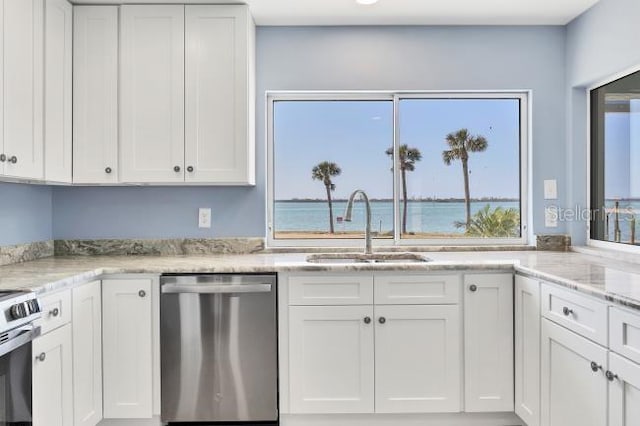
[306,252,431,264]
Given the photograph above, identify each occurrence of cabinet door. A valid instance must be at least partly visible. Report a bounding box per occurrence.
[72,281,103,426]
[120,5,185,183]
[3,0,44,179]
[184,5,254,184]
[463,273,514,412]
[609,352,640,426]
[515,275,541,426]
[541,319,607,426]
[102,279,153,418]
[32,323,73,426]
[73,6,119,184]
[44,0,72,183]
[289,305,374,414]
[375,305,461,413]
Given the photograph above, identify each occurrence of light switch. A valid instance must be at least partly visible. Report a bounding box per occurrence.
[545,206,558,228]
[544,179,558,200]
[199,208,212,229]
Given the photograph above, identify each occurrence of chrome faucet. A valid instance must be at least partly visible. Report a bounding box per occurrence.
[344,189,372,255]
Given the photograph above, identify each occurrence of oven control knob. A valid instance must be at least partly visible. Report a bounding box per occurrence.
[9,303,27,320]
[27,299,41,314]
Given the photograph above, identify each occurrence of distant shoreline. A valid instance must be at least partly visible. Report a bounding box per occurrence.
[275,198,520,203]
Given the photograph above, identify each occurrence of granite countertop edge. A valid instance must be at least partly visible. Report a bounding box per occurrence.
[3,251,638,312]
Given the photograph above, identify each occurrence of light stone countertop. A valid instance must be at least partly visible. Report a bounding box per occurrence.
[1,250,640,311]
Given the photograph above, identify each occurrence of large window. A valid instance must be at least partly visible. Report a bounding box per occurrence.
[267,92,528,246]
[590,71,640,247]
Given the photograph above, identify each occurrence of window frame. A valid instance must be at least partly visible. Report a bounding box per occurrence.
[587,64,640,253]
[266,90,531,248]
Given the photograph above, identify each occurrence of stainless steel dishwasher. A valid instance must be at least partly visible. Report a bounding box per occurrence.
[160,274,278,424]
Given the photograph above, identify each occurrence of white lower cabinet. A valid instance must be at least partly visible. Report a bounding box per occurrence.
[72,281,103,426]
[463,273,514,412]
[515,275,540,426]
[102,278,154,418]
[32,323,74,426]
[609,351,640,426]
[541,318,608,426]
[289,305,375,414]
[375,304,461,413]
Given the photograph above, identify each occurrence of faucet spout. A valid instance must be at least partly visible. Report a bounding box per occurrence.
[344,189,372,255]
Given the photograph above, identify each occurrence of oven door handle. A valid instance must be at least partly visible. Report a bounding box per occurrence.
[0,326,41,358]
[161,283,272,294]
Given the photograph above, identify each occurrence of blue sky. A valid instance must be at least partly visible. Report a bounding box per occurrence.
[273,98,521,200]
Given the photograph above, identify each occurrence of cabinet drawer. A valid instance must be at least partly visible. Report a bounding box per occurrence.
[35,289,71,335]
[541,284,608,345]
[288,274,373,305]
[610,307,640,365]
[374,274,460,305]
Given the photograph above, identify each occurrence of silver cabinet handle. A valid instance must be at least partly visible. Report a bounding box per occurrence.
[139,290,146,298]
[606,370,619,381]
[36,352,46,362]
[378,317,386,324]
[162,283,272,294]
[187,166,194,172]
[591,361,603,372]
[105,167,112,174]
[49,308,60,317]
[562,306,574,316]
[363,316,371,324]
[0,154,5,162]
[174,166,181,172]
[7,156,17,164]
[469,284,478,292]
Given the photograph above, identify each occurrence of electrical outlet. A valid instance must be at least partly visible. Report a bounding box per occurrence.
[544,179,558,200]
[198,208,212,229]
[545,206,558,228]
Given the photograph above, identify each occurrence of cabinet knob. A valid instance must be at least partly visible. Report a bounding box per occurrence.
[469,284,478,292]
[187,166,194,173]
[7,156,17,164]
[105,167,112,174]
[562,306,574,316]
[590,361,603,372]
[174,166,181,173]
[139,290,146,298]
[0,154,5,162]
[606,370,619,381]
[49,308,60,317]
[363,316,371,324]
[378,317,386,324]
[36,352,46,362]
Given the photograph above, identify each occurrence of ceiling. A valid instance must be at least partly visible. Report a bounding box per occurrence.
[72,0,601,26]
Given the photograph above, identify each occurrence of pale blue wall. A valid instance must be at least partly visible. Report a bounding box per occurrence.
[0,183,52,246]
[32,25,567,242]
[565,0,640,244]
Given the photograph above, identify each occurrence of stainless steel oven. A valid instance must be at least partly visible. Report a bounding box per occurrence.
[0,292,42,426]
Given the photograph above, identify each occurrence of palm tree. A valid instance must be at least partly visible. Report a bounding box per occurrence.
[312,161,342,234]
[442,128,488,229]
[386,145,422,234]
[455,204,520,238]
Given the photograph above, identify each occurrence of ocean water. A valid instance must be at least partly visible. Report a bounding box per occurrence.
[274,200,520,235]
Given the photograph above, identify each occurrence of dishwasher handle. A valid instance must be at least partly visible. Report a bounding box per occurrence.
[161,283,272,294]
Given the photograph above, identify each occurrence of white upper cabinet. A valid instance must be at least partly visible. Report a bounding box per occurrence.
[73,6,119,184]
[184,5,255,184]
[44,0,72,183]
[120,5,185,183]
[463,273,514,412]
[1,0,44,179]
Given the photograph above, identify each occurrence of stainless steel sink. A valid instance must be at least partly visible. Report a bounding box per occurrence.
[306,252,431,264]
